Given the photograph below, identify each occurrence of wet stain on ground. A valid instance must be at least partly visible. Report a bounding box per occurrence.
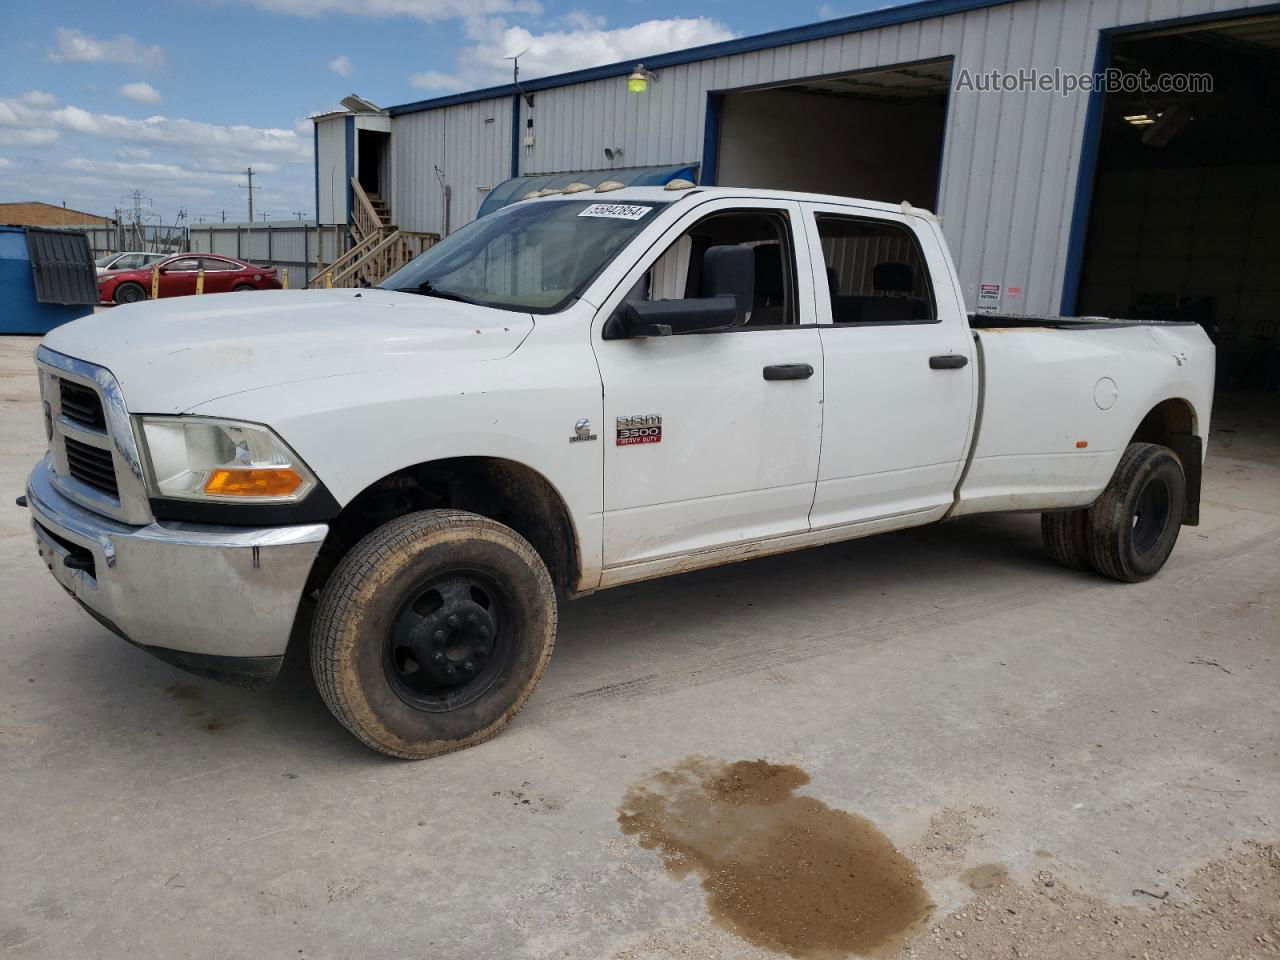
[618,757,934,959]
[960,863,1009,891]
[164,683,201,701]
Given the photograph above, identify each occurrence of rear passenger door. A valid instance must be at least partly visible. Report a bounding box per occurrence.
[200,257,239,293]
[801,204,977,529]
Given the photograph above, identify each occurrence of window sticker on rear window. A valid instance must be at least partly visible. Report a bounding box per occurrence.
[578,203,652,220]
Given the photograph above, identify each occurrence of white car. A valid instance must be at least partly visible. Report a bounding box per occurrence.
[95,251,165,276]
[27,185,1214,759]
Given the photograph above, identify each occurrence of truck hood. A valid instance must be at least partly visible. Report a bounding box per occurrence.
[42,288,535,414]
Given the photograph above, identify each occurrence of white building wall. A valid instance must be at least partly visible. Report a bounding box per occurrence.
[505,0,1270,315]
[391,97,512,236]
[315,115,348,226]
[376,0,1270,313]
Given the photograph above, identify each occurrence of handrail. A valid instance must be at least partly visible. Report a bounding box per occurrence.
[331,230,403,287]
[350,177,382,241]
[307,229,380,287]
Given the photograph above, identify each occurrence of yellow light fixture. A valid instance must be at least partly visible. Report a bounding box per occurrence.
[628,64,654,94]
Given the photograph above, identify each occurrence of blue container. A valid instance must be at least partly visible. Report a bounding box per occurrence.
[0,225,96,334]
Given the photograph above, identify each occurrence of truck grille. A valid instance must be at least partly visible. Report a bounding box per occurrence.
[57,378,107,430]
[64,436,119,497]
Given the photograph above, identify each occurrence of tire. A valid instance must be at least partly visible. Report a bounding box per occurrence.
[1086,442,1186,583]
[311,510,557,759]
[114,282,147,304]
[1041,509,1090,571]
[232,284,255,292]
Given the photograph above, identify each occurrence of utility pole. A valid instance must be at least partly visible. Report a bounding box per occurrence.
[240,167,256,223]
[220,209,226,223]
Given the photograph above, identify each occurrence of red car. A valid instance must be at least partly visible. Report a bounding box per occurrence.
[99,254,281,304]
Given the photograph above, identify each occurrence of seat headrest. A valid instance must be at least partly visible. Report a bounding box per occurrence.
[874,261,915,294]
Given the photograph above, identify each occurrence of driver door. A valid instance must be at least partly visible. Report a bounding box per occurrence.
[158,257,200,298]
[592,198,824,574]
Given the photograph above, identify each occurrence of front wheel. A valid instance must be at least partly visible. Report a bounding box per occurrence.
[113,282,147,304]
[311,510,557,759]
[1086,442,1186,582]
[232,283,255,292]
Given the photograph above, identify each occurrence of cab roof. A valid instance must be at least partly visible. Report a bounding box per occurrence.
[518,185,936,220]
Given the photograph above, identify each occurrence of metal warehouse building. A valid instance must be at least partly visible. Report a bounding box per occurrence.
[314,0,1280,386]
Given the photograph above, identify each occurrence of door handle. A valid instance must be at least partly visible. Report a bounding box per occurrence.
[763,363,814,381]
[929,354,969,370]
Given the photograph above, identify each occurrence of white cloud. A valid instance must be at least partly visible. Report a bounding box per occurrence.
[0,158,14,170]
[119,82,162,105]
[237,0,539,22]
[0,128,59,147]
[48,28,165,67]
[116,146,151,160]
[328,55,353,77]
[0,96,312,162]
[20,91,59,108]
[410,14,735,92]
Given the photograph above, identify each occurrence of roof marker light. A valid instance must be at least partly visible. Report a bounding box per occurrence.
[664,179,695,191]
[562,182,592,194]
[596,180,625,193]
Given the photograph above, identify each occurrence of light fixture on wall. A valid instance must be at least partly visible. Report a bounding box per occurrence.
[627,64,658,93]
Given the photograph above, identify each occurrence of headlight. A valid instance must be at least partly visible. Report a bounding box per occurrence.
[134,416,317,503]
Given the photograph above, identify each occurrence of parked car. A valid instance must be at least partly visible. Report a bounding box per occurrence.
[95,251,165,276]
[28,185,1213,759]
[98,254,280,304]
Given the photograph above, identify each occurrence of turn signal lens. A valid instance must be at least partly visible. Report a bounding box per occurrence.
[204,467,304,498]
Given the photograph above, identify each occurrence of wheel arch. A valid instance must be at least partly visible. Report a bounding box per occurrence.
[1129,396,1202,525]
[308,456,583,598]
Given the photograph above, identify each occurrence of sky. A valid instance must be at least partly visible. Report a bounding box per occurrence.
[0,0,899,225]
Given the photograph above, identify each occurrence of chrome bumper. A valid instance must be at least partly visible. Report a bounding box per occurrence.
[27,457,327,685]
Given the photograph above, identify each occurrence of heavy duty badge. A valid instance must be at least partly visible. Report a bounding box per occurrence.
[616,414,662,445]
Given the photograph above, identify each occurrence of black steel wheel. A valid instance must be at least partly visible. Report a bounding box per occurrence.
[311,510,557,759]
[1086,442,1186,582]
[384,572,512,713]
[114,282,146,304]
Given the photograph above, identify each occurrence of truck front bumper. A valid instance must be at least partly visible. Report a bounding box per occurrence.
[26,458,328,687]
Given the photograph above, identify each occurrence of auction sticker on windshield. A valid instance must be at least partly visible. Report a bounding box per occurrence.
[578,203,652,220]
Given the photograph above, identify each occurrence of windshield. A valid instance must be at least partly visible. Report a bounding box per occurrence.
[380,198,668,313]
[95,254,116,267]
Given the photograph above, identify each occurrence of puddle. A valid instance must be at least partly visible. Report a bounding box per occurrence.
[618,758,934,958]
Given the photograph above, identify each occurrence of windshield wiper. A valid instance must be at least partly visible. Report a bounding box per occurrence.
[395,280,480,305]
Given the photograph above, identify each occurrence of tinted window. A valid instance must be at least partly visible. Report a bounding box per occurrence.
[628,209,798,327]
[165,258,200,272]
[201,258,239,271]
[816,215,936,325]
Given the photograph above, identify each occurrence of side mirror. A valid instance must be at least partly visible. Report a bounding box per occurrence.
[156,266,169,274]
[603,245,755,340]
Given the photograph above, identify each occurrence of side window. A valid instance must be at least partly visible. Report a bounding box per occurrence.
[117,254,143,269]
[201,258,237,271]
[629,209,798,327]
[817,215,936,325]
[166,257,200,272]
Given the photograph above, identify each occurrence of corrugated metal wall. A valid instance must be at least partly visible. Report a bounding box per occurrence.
[189,223,346,288]
[371,0,1270,315]
[391,97,513,236]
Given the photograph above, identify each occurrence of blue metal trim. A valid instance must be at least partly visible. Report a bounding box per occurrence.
[344,115,355,225]
[700,92,722,186]
[1060,2,1278,314]
[387,0,1019,116]
[510,94,521,179]
[313,123,320,223]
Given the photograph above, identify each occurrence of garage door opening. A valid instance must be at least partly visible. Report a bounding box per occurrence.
[710,58,951,210]
[1074,14,1280,390]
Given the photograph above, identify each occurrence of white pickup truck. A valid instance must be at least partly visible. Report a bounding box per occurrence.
[26,185,1214,759]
